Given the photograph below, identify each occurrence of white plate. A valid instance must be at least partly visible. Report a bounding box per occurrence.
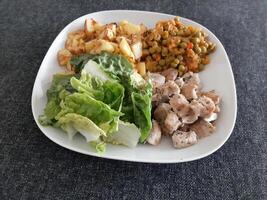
[32,10,237,163]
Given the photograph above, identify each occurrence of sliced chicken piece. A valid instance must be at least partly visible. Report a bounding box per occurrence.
[199,90,220,105]
[153,103,172,123]
[182,72,200,86]
[190,100,204,115]
[169,94,189,117]
[152,93,169,108]
[181,106,199,124]
[197,96,216,118]
[204,113,218,122]
[214,105,220,113]
[147,120,162,145]
[161,68,178,81]
[172,130,197,149]
[190,119,216,138]
[159,81,180,97]
[149,73,166,88]
[163,112,181,134]
[181,82,198,100]
[175,77,184,88]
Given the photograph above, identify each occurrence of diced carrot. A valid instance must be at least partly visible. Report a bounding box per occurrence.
[187,42,193,49]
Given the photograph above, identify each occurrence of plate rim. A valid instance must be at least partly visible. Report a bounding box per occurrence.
[31,10,237,163]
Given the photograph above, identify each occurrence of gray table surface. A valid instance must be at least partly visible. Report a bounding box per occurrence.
[1,0,266,199]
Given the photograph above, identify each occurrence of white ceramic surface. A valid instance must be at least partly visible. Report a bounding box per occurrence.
[31,10,237,163]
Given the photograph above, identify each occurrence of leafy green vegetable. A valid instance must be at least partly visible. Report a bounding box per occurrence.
[70,52,132,79]
[131,92,152,142]
[70,70,104,100]
[90,140,106,154]
[39,73,75,126]
[70,52,153,142]
[104,121,141,148]
[58,113,106,141]
[55,93,123,134]
[83,60,111,81]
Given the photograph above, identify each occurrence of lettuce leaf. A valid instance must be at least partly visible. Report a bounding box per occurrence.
[55,93,123,134]
[70,52,153,142]
[104,121,141,148]
[39,73,76,126]
[58,113,106,141]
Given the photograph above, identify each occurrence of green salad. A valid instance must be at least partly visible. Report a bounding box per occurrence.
[39,52,152,153]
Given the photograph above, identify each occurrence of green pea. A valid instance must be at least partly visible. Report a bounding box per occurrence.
[159,59,166,66]
[178,64,185,72]
[162,39,168,45]
[149,47,157,54]
[194,46,202,54]
[156,46,161,53]
[203,42,209,48]
[152,41,158,47]
[174,58,180,65]
[171,62,178,68]
[180,42,187,48]
[162,31,169,39]
[195,31,202,37]
[178,55,183,61]
[201,46,207,54]
[191,37,200,44]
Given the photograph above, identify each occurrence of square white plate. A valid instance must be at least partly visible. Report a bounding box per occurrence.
[32,10,237,163]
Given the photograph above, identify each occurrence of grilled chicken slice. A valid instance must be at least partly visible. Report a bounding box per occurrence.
[190,119,216,138]
[180,72,200,100]
[159,81,180,97]
[181,107,199,124]
[197,96,216,118]
[182,72,200,86]
[172,130,197,149]
[161,68,178,81]
[153,103,172,123]
[181,82,198,100]
[149,73,166,88]
[169,94,189,117]
[147,120,162,145]
[163,112,181,134]
[199,90,220,105]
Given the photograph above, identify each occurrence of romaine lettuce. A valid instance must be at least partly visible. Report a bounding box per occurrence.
[70,52,152,142]
[55,93,123,134]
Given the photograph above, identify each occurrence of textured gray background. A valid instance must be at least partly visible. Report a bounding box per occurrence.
[0,0,266,199]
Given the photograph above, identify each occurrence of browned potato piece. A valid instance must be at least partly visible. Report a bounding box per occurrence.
[57,49,72,66]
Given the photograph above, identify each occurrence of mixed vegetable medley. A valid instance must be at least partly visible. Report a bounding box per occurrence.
[39,17,220,153]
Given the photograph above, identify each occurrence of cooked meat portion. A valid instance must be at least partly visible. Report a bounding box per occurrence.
[161,68,178,81]
[149,73,166,88]
[180,72,200,100]
[204,112,218,122]
[159,80,180,97]
[190,119,216,138]
[181,82,198,100]
[199,90,220,105]
[164,112,181,134]
[197,96,216,118]
[175,77,184,88]
[172,130,197,149]
[169,94,189,117]
[149,71,220,149]
[182,72,200,86]
[181,106,199,124]
[153,103,172,123]
[147,120,162,145]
